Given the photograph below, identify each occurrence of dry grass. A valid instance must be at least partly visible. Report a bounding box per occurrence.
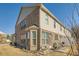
[47,51,67,56]
[0,44,78,56]
[0,44,27,56]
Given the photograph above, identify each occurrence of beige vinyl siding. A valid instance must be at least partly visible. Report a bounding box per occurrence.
[39,9,70,36]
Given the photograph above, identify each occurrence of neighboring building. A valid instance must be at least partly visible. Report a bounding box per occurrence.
[0,31,8,43]
[9,34,16,45]
[15,4,72,50]
[0,31,6,39]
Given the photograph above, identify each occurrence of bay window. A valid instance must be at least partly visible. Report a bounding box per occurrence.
[31,30,37,45]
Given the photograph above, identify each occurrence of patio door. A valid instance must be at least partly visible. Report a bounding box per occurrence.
[31,30,37,50]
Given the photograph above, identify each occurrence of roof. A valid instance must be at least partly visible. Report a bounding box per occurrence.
[25,25,39,30]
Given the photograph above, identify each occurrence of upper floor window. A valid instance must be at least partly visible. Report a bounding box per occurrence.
[45,14,49,25]
[63,28,65,33]
[54,20,56,28]
[60,26,62,31]
[20,20,26,29]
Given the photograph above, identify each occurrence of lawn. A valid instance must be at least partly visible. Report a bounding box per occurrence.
[0,44,78,56]
[0,44,27,56]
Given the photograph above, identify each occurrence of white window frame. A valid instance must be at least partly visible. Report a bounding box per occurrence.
[42,31,49,45]
[54,20,56,28]
[45,14,49,25]
[31,30,37,46]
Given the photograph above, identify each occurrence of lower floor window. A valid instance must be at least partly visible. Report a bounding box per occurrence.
[55,34,58,40]
[32,30,37,45]
[33,39,36,45]
[42,31,49,45]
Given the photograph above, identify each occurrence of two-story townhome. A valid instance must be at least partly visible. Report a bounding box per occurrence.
[15,4,72,50]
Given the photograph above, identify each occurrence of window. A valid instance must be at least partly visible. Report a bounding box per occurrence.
[63,28,65,32]
[26,32,30,39]
[55,34,58,40]
[60,26,62,31]
[42,32,46,44]
[45,32,49,44]
[42,32,49,45]
[20,20,26,29]
[45,14,49,25]
[32,31,37,45]
[54,20,56,28]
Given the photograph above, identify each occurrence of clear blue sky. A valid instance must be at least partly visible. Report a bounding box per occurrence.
[0,3,79,34]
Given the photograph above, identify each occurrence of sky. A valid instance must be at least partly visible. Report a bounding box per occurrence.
[0,3,79,34]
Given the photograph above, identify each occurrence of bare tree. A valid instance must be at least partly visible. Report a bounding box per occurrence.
[64,4,79,55]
